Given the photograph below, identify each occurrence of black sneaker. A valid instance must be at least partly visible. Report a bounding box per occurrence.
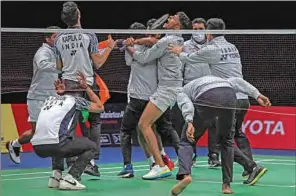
[84,164,101,177]
[242,170,250,178]
[243,165,267,185]
[208,154,221,168]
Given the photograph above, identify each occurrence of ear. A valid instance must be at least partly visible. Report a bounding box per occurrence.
[45,37,50,44]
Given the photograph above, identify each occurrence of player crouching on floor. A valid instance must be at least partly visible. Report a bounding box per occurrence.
[31,72,104,190]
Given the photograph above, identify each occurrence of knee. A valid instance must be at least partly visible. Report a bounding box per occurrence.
[138,120,151,133]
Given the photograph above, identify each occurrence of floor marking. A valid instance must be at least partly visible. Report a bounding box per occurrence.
[2,159,295,177]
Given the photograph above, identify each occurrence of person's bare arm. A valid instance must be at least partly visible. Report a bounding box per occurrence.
[90,34,116,69]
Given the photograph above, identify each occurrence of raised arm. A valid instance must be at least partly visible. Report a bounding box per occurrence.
[134,36,159,47]
[75,72,104,113]
[126,37,167,63]
[90,35,115,69]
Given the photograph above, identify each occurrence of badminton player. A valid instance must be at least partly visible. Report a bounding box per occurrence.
[169,17,257,177]
[31,72,104,190]
[54,1,115,176]
[6,26,60,164]
[125,12,191,180]
[118,22,175,178]
[171,76,270,195]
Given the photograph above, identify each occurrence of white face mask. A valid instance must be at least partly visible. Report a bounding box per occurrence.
[192,33,206,43]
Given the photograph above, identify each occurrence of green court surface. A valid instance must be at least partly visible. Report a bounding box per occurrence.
[1,155,295,196]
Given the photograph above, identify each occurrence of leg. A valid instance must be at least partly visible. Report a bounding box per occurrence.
[138,102,164,166]
[216,108,235,194]
[139,101,172,179]
[173,112,208,195]
[7,99,43,164]
[58,137,97,190]
[207,121,222,168]
[234,99,253,160]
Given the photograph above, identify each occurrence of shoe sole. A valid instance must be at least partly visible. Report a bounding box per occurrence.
[248,168,268,186]
[6,142,20,164]
[84,171,100,177]
[142,171,172,180]
[119,173,134,178]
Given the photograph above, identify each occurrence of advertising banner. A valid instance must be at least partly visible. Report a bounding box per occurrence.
[1,104,295,152]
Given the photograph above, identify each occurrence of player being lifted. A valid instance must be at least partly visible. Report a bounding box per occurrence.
[170,76,270,195]
[118,21,177,178]
[54,1,115,176]
[125,12,191,180]
[6,26,60,164]
[31,72,104,190]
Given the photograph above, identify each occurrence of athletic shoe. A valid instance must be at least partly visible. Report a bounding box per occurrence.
[59,174,85,190]
[242,170,250,178]
[142,165,172,180]
[48,170,62,188]
[6,141,21,164]
[118,164,134,178]
[208,153,221,168]
[162,155,175,171]
[150,162,156,170]
[84,164,100,177]
[243,165,267,185]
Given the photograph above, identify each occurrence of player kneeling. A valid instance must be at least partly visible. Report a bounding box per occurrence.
[31,72,104,190]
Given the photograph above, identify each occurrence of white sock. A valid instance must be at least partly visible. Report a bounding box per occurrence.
[160,148,166,156]
[148,156,155,166]
[90,159,95,166]
[12,139,21,148]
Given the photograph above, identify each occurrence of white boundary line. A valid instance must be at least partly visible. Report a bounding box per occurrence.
[1,159,295,177]
[1,168,295,189]
[1,160,295,177]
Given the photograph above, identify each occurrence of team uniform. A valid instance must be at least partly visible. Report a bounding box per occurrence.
[31,95,97,190]
[132,34,184,179]
[6,43,59,164]
[179,36,254,176]
[54,26,102,174]
[178,36,215,167]
[176,76,267,186]
[118,43,179,178]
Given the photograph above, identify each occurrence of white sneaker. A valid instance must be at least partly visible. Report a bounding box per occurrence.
[6,141,21,164]
[142,165,172,180]
[59,174,85,190]
[48,170,62,188]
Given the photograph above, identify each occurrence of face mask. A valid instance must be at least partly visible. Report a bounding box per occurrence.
[192,33,206,43]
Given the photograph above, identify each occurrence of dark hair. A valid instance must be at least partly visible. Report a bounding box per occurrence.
[44,26,60,42]
[146,18,157,29]
[192,18,206,26]
[206,18,226,38]
[177,12,192,29]
[129,22,146,30]
[61,2,79,27]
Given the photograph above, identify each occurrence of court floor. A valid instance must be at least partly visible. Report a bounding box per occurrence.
[1,153,295,196]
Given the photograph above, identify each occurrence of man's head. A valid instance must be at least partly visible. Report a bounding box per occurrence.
[163,12,191,30]
[129,22,146,39]
[191,18,206,44]
[147,18,157,30]
[129,22,146,30]
[192,18,206,30]
[61,1,80,27]
[206,18,226,41]
[44,26,60,47]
